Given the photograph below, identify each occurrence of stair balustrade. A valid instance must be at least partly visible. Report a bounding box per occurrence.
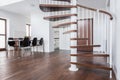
[39,0,113,78]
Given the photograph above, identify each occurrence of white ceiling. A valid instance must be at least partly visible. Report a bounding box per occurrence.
[0,0,107,18]
[78,0,107,10]
[0,0,40,17]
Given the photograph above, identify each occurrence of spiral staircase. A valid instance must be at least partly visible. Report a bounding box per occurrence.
[39,0,113,78]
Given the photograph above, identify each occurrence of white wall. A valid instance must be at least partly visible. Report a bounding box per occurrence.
[110,0,120,80]
[115,14,120,80]
[0,10,29,50]
[49,9,71,50]
[78,0,106,10]
[59,27,70,50]
[0,10,29,38]
[49,22,54,51]
[50,17,71,50]
[93,15,109,52]
[31,10,54,52]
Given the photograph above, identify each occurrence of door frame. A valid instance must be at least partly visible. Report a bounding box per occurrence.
[0,18,7,51]
[77,18,93,51]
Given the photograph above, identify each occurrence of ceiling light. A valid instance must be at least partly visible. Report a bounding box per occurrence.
[0,0,24,6]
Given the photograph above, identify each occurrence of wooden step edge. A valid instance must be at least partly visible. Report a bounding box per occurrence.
[39,4,76,8]
[63,30,77,34]
[53,0,70,2]
[77,18,93,21]
[70,45,101,48]
[70,62,112,71]
[44,14,77,20]
[70,38,88,40]
[70,54,109,57]
[53,22,77,28]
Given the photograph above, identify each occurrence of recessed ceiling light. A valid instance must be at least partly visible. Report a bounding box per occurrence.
[0,0,24,6]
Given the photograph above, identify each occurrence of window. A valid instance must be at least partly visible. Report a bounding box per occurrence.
[26,24,31,37]
[0,18,6,51]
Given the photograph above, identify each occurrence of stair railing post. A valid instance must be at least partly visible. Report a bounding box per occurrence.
[109,19,113,78]
[69,0,78,71]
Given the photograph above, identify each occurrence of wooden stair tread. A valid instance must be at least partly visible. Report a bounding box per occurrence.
[70,62,112,71]
[63,30,77,34]
[39,4,76,8]
[44,14,77,21]
[53,0,70,2]
[70,45,101,48]
[70,53,109,57]
[39,4,75,12]
[70,38,88,40]
[53,22,77,28]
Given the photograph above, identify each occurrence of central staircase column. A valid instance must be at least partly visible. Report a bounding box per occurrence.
[69,0,78,71]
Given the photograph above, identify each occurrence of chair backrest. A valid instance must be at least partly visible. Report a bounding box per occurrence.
[32,37,37,46]
[39,38,43,45]
[22,37,31,47]
[8,41,15,46]
[8,37,14,40]
[8,37,15,47]
[18,38,23,41]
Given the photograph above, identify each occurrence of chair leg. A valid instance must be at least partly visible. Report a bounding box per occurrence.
[37,46,39,52]
[22,48,25,56]
[37,46,38,52]
[30,47,32,56]
[33,47,34,53]
[43,43,44,53]
[18,48,21,57]
[6,49,9,58]
[32,46,35,53]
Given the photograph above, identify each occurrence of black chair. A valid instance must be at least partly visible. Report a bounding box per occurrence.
[39,38,44,52]
[32,37,37,46]
[8,37,14,40]
[8,37,15,48]
[19,37,31,54]
[8,41,15,47]
[8,37,16,55]
[39,38,43,45]
[32,37,38,52]
[20,37,31,47]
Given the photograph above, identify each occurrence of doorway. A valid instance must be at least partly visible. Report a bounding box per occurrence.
[0,18,7,51]
[54,29,59,50]
[77,18,93,52]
